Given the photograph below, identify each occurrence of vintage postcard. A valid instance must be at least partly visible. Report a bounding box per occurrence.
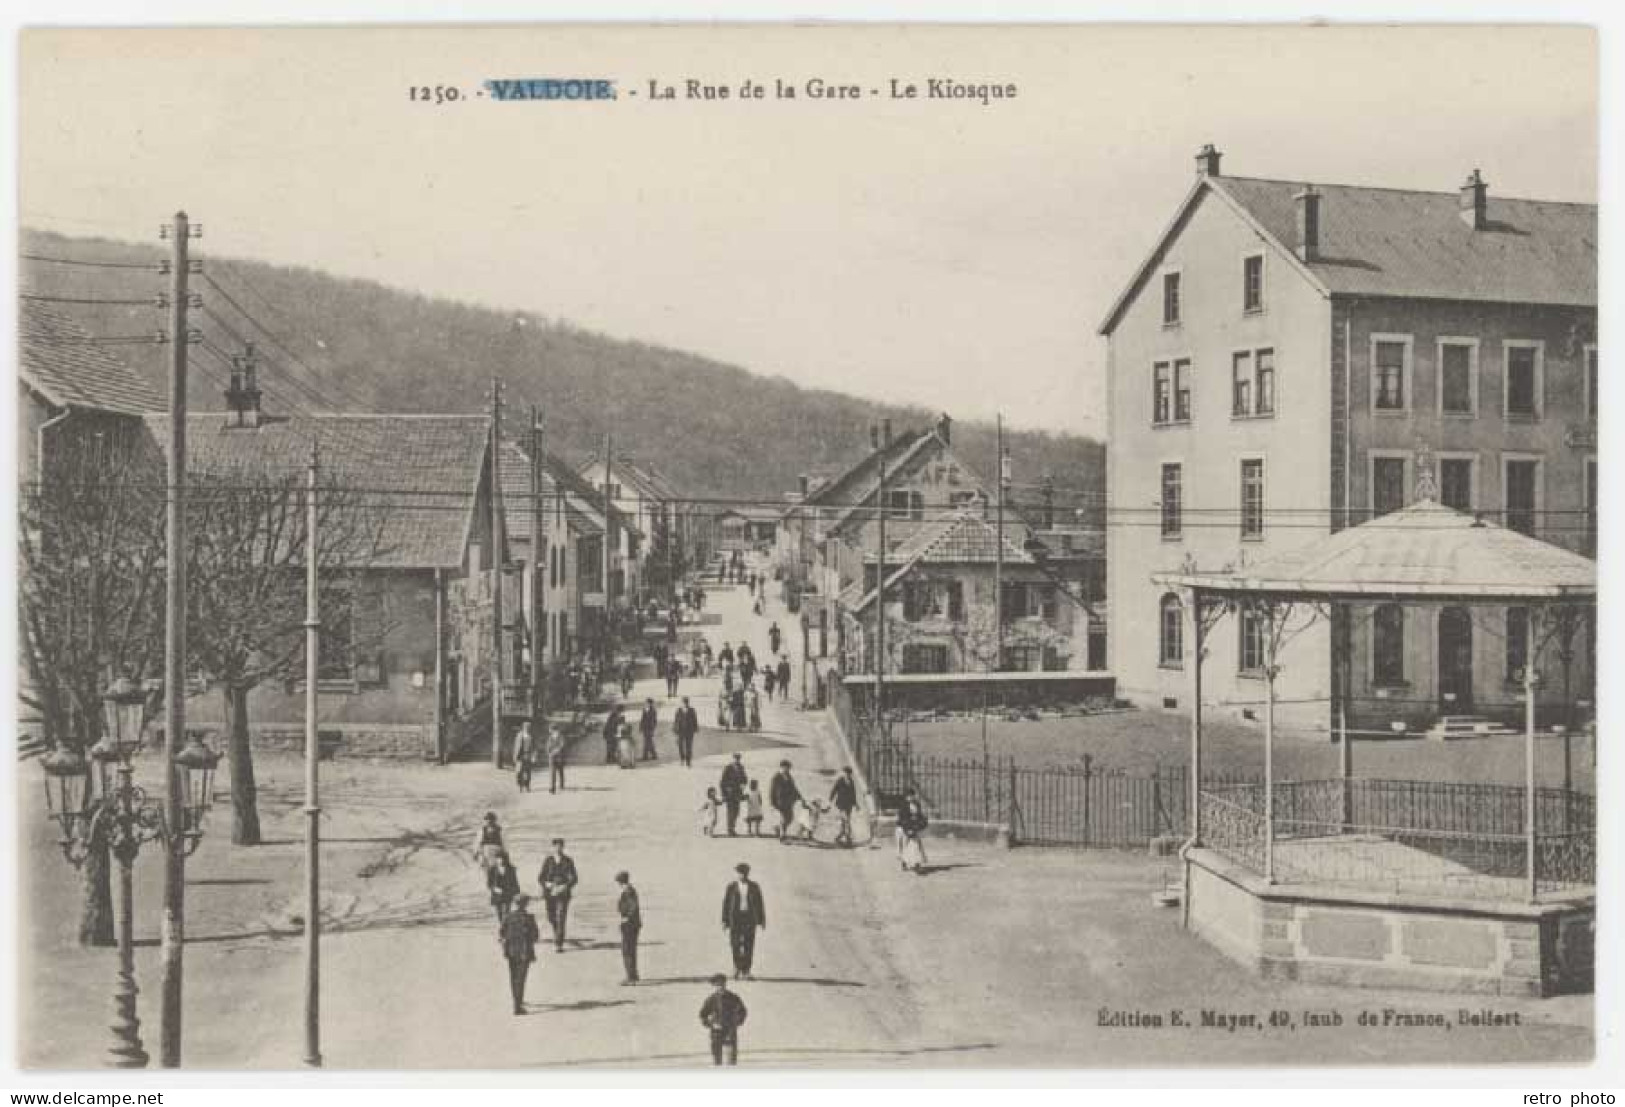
[13,23,1599,1072]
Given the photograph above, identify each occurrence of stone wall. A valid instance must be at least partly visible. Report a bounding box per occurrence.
[1186,849,1594,997]
[839,673,1117,716]
[247,724,435,761]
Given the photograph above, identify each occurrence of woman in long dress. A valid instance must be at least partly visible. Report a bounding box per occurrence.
[616,719,637,769]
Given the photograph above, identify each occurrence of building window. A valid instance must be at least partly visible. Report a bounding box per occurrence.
[1232,347,1275,417]
[1239,459,1264,539]
[1243,254,1264,313]
[901,643,949,675]
[1505,607,1529,684]
[1162,271,1181,326]
[1152,361,1172,424]
[1372,336,1411,412]
[1439,339,1477,416]
[1255,348,1275,414]
[1439,457,1474,512]
[1160,463,1182,538]
[1158,593,1183,669]
[1585,345,1598,420]
[1238,606,1265,674]
[318,603,356,682]
[1372,604,1405,686]
[1504,458,1540,536]
[1174,359,1193,421]
[947,580,964,621]
[1371,455,1407,518]
[886,489,924,521]
[1231,351,1252,416]
[1503,341,1543,419]
[948,490,977,508]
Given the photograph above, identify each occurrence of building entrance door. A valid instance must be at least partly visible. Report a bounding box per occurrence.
[1437,606,1474,712]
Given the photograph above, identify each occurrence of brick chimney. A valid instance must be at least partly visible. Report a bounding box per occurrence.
[1195,143,1222,178]
[1459,169,1488,230]
[935,411,952,445]
[1294,184,1321,262]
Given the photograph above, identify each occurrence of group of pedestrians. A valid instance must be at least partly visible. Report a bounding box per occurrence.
[706,755,864,847]
[510,722,569,794]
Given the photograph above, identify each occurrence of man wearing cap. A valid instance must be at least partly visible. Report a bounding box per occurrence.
[768,760,802,839]
[699,973,748,1066]
[546,725,567,793]
[538,838,578,951]
[719,753,748,835]
[720,862,766,980]
[498,894,540,1015]
[673,696,699,767]
[615,871,642,985]
[639,697,660,761]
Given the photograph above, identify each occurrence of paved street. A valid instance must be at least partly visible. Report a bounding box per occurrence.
[20,576,1592,1069]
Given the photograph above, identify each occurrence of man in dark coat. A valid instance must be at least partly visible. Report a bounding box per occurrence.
[602,705,625,764]
[721,862,766,979]
[829,766,860,846]
[719,752,747,835]
[768,621,782,656]
[665,655,682,698]
[615,871,641,985]
[499,895,540,1015]
[674,696,699,767]
[768,760,802,839]
[699,973,748,1066]
[537,838,578,951]
[775,656,792,702]
[639,698,660,761]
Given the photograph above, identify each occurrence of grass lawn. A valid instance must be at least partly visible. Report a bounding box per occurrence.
[896,708,1596,792]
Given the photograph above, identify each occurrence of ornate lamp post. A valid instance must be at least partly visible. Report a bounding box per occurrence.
[40,677,221,1069]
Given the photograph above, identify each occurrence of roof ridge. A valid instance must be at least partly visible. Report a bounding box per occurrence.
[1221,175,1597,210]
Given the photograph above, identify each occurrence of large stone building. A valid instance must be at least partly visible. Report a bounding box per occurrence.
[1101,145,1596,733]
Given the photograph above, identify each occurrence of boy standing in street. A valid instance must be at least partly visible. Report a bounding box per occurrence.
[699,973,748,1066]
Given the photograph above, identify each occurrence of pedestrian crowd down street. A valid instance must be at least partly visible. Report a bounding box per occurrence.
[469,549,884,1064]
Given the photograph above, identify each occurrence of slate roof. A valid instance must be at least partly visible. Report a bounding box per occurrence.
[1099,174,1596,333]
[803,429,927,510]
[20,300,165,416]
[1156,500,1596,601]
[145,413,490,570]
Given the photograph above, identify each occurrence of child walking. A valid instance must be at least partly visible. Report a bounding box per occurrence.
[699,787,720,837]
[744,779,765,836]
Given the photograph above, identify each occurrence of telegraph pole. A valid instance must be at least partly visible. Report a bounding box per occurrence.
[874,431,888,738]
[302,443,322,1068]
[490,380,504,769]
[602,433,614,666]
[993,417,1005,670]
[529,407,545,730]
[159,210,195,1069]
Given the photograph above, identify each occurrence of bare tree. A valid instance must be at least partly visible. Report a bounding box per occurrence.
[184,461,392,845]
[18,437,166,945]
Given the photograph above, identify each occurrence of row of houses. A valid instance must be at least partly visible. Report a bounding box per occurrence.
[773,414,1108,678]
[19,299,706,760]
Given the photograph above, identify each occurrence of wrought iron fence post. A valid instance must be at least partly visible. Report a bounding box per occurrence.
[1081,753,1093,848]
[1007,758,1019,844]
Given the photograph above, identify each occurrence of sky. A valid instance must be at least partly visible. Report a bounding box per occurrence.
[18,24,1597,437]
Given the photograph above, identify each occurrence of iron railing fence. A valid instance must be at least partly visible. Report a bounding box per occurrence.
[1199,778,1595,899]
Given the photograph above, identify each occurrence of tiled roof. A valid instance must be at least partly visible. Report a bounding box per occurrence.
[1158,500,1595,600]
[827,435,989,533]
[848,509,1033,613]
[20,300,164,416]
[146,413,489,570]
[1099,174,1596,334]
[803,430,927,509]
[1219,176,1596,306]
[863,510,1034,567]
[501,441,605,544]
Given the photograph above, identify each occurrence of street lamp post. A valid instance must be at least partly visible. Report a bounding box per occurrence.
[40,677,221,1070]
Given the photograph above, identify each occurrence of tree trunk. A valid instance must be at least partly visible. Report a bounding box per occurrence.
[79,827,116,947]
[226,684,261,846]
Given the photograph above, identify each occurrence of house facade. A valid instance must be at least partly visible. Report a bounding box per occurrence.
[155,407,512,761]
[840,508,1097,675]
[1102,145,1597,733]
